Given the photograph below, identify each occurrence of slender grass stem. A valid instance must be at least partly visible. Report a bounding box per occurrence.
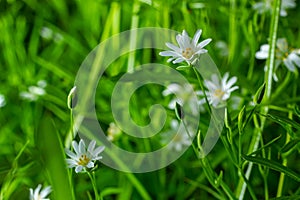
[87,171,101,200]
[192,67,212,114]
[276,103,294,196]
[236,0,281,199]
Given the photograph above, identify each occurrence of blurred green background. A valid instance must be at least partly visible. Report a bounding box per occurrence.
[1,0,300,199]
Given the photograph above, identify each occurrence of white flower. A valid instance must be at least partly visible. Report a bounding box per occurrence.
[29,184,52,200]
[162,83,205,114]
[162,120,193,152]
[256,38,300,81]
[20,80,47,101]
[0,94,6,108]
[65,139,105,173]
[107,122,122,141]
[253,0,296,17]
[159,29,212,65]
[204,73,238,107]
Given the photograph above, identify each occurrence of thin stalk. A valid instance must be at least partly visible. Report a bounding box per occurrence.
[236,0,281,199]
[87,171,101,200]
[192,67,212,114]
[276,104,293,196]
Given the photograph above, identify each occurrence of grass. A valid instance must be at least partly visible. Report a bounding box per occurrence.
[0,0,300,199]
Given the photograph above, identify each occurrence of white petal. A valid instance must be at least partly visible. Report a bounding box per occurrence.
[176,34,185,49]
[65,149,77,160]
[34,184,42,197]
[227,86,239,93]
[75,166,83,173]
[289,53,300,67]
[197,38,212,48]
[79,139,86,154]
[173,57,185,64]
[255,51,268,59]
[283,58,296,71]
[66,159,77,168]
[225,76,237,90]
[166,42,181,52]
[40,186,52,198]
[192,29,202,46]
[72,141,80,155]
[221,72,229,87]
[86,161,94,168]
[93,146,105,156]
[88,140,96,153]
[159,50,180,57]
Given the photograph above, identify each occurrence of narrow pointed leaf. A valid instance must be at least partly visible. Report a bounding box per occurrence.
[243,155,300,182]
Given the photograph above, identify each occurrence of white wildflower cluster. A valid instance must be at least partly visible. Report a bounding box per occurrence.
[159,29,239,150]
[20,80,47,101]
[256,38,300,81]
[65,139,105,173]
[160,29,238,109]
[253,0,296,17]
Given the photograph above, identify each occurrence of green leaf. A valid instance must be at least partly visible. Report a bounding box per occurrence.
[280,139,300,154]
[243,155,300,182]
[295,105,300,118]
[253,82,266,105]
[259,113,300,131]
[176,65,190,70]
[238,105,246,134]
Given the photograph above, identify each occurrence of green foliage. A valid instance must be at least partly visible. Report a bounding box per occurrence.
[0,0,300,199]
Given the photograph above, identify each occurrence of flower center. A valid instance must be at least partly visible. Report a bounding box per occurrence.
[213,89,225,98]
[77,154,91,166]
[182,47,194,59]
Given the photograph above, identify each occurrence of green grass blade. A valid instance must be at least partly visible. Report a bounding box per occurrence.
[243,155,300,182]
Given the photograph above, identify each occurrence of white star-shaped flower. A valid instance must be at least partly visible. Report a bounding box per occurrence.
[29,184,52,200]
[256,38,300,81]
[65,139,105,173]
[159,29,212,65]
[204,73,239,107]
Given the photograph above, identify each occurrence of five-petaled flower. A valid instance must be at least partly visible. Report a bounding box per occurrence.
[256,38,300,81]
[29,184,52,200]
[159,29,212,65]
[65,139,105,173]
[204,73,238,107]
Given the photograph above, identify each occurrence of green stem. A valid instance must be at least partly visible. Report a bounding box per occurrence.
[87,171,101,200]
[236,0,281,199]
[192,67,212,114]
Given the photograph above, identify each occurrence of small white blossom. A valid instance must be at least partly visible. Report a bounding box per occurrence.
[162,83,205,114]
[162,120,193,152]
[29,184,52,200]
[253,0,296,17]
[0,94,6,108]
[40,26,64,43]
[159,29,212,65]
[204,73,238,107]
[256,38,300,81]
[20,80,47,101]
[107,122,122,141]
[65,139,105,173]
